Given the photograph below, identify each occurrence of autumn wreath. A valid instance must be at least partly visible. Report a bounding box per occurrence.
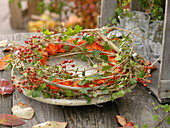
[10,26,153,104]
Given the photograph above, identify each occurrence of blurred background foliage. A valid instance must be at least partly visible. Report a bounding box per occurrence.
[9,0,164,32]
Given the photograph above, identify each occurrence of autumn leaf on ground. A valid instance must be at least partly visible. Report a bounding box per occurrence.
[115,115,128,126]
[12,102,34,119]
[32,121,68,128]
[0,54,12,70]
[0,114,26,126]
[0,79,15,95]
[0,40,8,47]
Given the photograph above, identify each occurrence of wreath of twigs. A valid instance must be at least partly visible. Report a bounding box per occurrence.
[10,26,154,103]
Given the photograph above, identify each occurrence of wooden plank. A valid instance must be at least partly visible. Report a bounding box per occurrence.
[159,0,170,100]
[63,102,119,128]
[116,85,170,128]
[12,91,66,128]
[99,0,117,27]
[9,0,23,29]
[0,35,14,128]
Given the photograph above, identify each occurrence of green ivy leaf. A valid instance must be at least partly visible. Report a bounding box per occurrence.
[79,88,89,94]
[36,69,44,77]
[103,42,110,50]
[32,90,42,98]
[142,124,148,128]
[102,88,109,94]
[65,74,72,79]
[25,89,32,96]
[74,25,82,33]
[152,115,159,121]
[78,79,88,85]
[137,70,145,78]
[77,53,87,61]
[83,95,91,104]
[102,65,112,71]
[83,35,95,44]
[48,75,56,81]
[63,45,70,50]
[92,49,101,57]
[82,47,88,53]
[65,90,74,97]
[43,29,51,36]
[65,28,75,36]
[40,83,46,89]
[166,117,170,124]
[100,55,109,62]
[115,54,122,61]
[61,36,70,42]
[115,90,125,97]
[130,78,137,84]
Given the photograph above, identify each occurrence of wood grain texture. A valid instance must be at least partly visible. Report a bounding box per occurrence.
[0,35,13,128]
[100,0,117,27]
[159,0,170,99]
[116,85,170,128]
[63,102,119,128]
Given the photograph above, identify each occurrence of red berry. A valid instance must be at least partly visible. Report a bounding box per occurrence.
[62,65,66,68]
[147,80,152,84]
[141,60,145,63]
[71,64,75,67]
[37,29,41,32]
[147,61,151,65]
[32,35,37,38]
[24,40,29,44]
[148,74,152,77]
[18,88,23,93]
[143,84,147,87]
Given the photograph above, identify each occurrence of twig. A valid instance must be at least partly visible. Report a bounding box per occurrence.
[97,32,119,53]
[151,56,161,67]
[154,112,170,128]
[83,26,146,40]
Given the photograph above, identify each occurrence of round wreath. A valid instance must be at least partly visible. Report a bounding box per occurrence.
[11,26,153,103]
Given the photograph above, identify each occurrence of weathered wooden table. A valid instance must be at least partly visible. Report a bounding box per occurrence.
[0,34,169,128]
